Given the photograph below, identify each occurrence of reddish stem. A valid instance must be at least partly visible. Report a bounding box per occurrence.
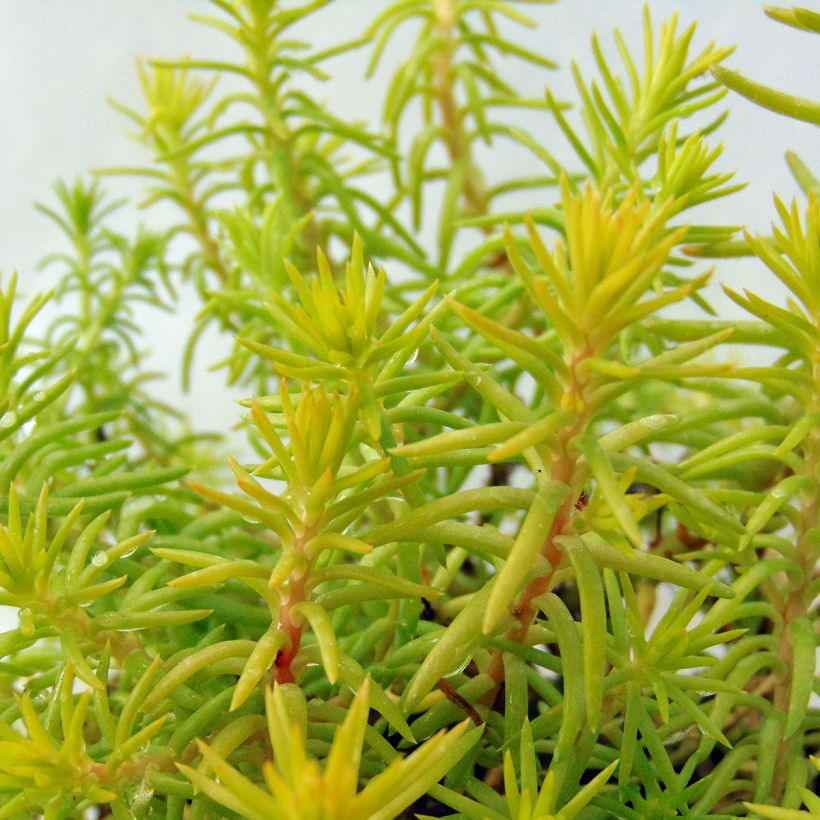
[272,556,309,685]
[486,351,592,685]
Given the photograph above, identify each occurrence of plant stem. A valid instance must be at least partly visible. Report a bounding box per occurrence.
[432,0,489,219]
[273,529,313,684]
[770,340,819,800]
[246,11,323,263]
[168,158,231,285]
[487,347,594,683]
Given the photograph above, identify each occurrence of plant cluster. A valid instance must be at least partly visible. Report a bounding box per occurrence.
[0,1,817,818]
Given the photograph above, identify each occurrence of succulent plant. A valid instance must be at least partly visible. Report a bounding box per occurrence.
[0,2,816,817]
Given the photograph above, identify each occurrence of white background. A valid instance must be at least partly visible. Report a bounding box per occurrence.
[0,0,818,436]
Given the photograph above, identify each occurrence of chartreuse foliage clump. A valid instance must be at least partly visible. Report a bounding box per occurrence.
[1,1,818,817]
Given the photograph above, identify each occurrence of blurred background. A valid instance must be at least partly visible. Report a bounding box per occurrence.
[0,0,818,438]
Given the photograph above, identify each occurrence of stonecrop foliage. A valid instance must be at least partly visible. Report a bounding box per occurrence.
[0,1,817,817]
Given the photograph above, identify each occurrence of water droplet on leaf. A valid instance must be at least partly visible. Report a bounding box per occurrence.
[18,608,34,637]
[131,782,155,810]
[0,412,17,428]
[640,414,669,430]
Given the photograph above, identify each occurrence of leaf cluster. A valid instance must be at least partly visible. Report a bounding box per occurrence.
[0,2,817,818]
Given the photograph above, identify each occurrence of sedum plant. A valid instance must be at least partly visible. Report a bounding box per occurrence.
[0,1,817,817]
